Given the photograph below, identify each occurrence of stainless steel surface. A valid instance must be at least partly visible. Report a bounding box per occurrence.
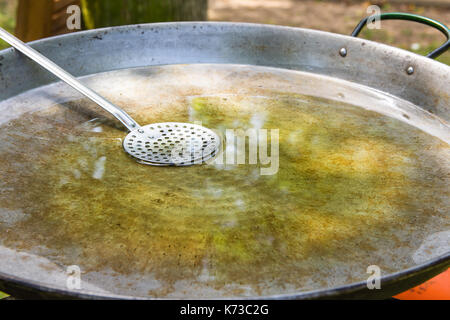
[0,27,139,132]
[0,22,448,299]
[123,122,220,165]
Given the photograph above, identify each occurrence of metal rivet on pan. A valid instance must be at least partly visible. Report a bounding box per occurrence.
[339,47,347,57]
[406,66,414,75]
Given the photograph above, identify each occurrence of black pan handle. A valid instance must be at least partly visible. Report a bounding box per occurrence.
[352,12,450,59]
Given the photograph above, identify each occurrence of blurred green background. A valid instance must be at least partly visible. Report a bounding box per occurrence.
[81,0,207,29]
[0,0,448,300]
[0,0,15,39]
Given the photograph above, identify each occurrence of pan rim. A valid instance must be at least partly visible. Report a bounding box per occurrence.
[0,252,448,300]
[2,21,449,69]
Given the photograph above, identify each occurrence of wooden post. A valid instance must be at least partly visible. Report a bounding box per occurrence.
[15,0,81,42]
[15,0,54,41]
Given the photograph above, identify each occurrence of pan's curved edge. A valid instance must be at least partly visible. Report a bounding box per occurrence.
[0,252,448,300]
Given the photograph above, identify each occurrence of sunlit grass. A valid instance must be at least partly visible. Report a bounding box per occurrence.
[361,29,450,65]
[0,291,9,299]
[409,44,450,65]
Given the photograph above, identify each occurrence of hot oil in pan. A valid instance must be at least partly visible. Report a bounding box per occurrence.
[0,64,448,298]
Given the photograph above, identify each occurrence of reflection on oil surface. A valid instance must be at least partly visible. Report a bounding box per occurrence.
[0,65,448,298]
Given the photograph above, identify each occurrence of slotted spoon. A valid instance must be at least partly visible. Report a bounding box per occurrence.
[0,27,220,166]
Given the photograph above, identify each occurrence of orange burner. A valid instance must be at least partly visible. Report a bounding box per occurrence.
[395,269,450,300]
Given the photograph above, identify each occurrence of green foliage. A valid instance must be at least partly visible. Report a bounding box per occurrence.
[0,291,9,299]
[409,44,450,65]
[361,30,449,66]
[0,0,17,50]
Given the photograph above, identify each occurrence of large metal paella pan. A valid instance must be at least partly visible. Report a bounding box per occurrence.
[0,13,449,299]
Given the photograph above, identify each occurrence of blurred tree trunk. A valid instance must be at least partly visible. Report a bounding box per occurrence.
[15,0,53,41]
[15,0,81,42]
[81,0,208,29]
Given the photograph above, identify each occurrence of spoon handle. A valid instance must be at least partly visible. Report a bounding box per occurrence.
[0,27,140,132]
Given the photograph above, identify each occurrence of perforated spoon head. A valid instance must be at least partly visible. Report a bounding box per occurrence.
[123,122,221,166]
